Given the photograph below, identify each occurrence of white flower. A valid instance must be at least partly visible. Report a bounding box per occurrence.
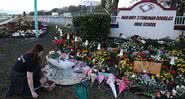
[160,91,166,95]
[141,40,146,44]
[172,89,177,94]
[49,51,55,55]
[131,74,136,78]
[93,69,98,72]
[176,85,180,89]
[158,41,164,44]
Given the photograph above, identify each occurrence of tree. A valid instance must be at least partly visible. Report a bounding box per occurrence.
[111,0,119,15]
[177,0,185,16]
[51,8,60,12]
[168,0,185,16]
[68,5,81,12]
[101,0,119,15]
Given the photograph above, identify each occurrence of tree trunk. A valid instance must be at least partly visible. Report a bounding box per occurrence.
[111,0,119,15]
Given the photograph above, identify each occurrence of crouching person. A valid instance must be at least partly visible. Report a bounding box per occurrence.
[5,44,55,99]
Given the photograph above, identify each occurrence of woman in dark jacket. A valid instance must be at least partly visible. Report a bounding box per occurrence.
[6,44,44,98]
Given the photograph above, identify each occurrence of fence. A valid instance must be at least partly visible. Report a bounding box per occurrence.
[38,16,73,25]
[174,16,185,26]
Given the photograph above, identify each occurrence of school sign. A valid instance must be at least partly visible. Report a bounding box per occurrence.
[110,1,181,39]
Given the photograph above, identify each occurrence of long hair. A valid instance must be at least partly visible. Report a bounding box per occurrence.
[27,44,44,65]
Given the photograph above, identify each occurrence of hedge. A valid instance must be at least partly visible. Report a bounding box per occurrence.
[0,30,7,37]
[73,14,111,42]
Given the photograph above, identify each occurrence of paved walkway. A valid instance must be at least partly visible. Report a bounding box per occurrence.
[0,18,15,25]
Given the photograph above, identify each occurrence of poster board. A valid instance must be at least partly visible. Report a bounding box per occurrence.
[133,61,162,75]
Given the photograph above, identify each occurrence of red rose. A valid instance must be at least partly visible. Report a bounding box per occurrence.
[170,70,176,75]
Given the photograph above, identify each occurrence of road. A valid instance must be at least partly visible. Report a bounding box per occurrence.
[0,18,15,26]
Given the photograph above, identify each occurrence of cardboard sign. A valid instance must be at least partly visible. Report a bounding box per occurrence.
[133,61,162,75]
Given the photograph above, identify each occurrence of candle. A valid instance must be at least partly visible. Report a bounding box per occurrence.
[97,43,101,50]
[58,28,60,32]
[75,36,78,42]
[59,29,63,37]
[67,34,70,40]
[56,25,58,29]
[119,49,123,56]
[85,40,88,46]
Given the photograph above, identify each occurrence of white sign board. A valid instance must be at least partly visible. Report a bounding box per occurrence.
[52,12,59,16]
[63,13,72,17]
[110,1,180,39]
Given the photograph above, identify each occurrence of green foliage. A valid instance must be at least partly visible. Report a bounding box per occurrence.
[0,30,7,37]
[62,26,72,33]
[29,5,94,16]
[73,14,111,42]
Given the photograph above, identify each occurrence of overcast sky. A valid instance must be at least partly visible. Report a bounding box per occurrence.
[0,0,133,14]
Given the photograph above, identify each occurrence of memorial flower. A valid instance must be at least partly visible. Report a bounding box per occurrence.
[90,50,111,70]
[175,57,185,74]
[133,52,147,61]
[53,38,65,50]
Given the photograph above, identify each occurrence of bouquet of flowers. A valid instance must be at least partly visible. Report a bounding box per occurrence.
[133,52,147,61]
[53,38,65,50]
[176,56,185,74]
[91,50,111,70]
[118,55,133,76]
[48,51,60,59]
[76,49,91,62]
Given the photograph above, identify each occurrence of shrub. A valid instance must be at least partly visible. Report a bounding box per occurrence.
[0,30,7,37]
[73,14,111,42]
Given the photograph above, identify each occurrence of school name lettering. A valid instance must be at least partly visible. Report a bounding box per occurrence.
[134,22,156,27]
[121,16,174,21]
